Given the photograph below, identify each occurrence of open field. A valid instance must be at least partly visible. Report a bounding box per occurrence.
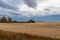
[0,22,60,39]
[0,30,60,40]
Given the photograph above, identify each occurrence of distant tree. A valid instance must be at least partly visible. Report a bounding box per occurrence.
[28,19,35,23]
[13,21,17,22]
[0,18,2,22]
[1,17,7,22]
[8,17,12,22]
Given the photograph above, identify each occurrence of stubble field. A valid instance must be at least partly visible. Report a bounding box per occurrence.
[0,22,60,39]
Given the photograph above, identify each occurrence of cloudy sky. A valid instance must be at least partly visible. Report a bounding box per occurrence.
[0,0,60,21]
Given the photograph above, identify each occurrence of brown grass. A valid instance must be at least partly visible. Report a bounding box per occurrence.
[0,30,60,40]
[0,22,60,39]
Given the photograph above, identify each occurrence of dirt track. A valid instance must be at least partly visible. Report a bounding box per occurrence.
[0,22,60,39]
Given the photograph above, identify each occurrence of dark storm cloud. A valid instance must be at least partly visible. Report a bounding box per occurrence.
[23,0,37,8]
[0,0,17,10]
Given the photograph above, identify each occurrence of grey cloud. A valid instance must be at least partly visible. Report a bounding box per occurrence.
[0,0,17,10]
[45,8,51,11]
[23,0,37,8]
[44,7,54,11]
[6,0,22,7]
[8,12,21,16]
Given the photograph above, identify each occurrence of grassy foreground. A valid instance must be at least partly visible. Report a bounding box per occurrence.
[0,30,60,40]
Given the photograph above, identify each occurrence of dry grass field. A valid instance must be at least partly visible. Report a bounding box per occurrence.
[0,22,60,40]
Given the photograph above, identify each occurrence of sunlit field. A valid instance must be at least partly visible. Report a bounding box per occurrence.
[0,22,60,40]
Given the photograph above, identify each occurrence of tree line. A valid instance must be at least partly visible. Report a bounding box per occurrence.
[0,17,12,23]
[0,17,35,23]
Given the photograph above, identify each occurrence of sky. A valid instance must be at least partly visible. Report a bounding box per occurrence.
[0,0,60,21]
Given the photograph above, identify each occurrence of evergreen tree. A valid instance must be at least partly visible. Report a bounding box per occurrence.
[1,17,7,22]
[8,17,12,22]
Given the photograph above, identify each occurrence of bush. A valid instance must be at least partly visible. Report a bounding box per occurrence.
[28,19,35,23]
